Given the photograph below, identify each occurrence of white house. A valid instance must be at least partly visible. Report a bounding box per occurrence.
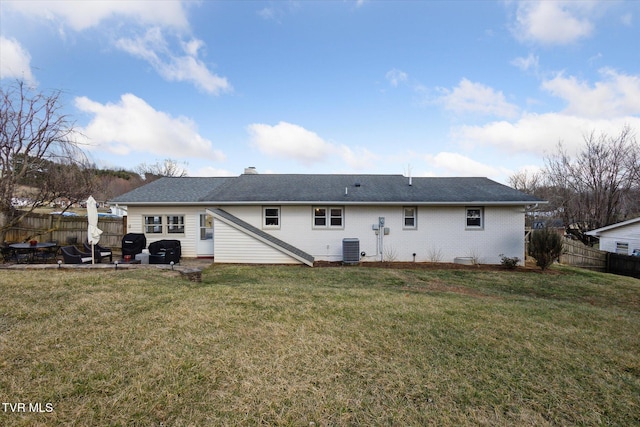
[586,217,640,256]
[111,172,544,266]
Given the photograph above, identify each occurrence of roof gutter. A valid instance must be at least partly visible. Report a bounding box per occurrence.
[117,200,547,207]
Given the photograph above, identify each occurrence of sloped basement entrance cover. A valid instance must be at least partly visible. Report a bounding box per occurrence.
[207,208,314,267]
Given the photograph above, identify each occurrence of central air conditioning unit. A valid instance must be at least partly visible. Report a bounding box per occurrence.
[342,238,360,265]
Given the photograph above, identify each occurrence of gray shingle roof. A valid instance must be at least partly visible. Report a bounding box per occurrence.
[112,174,543,205]
[111,177,231,204]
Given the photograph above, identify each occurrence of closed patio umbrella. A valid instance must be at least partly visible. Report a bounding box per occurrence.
[86,195,103,264]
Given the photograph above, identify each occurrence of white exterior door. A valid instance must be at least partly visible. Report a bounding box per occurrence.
[196,212,214,257]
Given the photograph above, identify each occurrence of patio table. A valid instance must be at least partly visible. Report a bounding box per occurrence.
[9,242,57,263]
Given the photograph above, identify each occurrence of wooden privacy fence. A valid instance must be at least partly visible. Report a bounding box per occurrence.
[559,237,607,272]
[607,253,640,279]
[3,213,124,248]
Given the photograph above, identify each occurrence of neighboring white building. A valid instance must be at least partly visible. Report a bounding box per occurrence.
[586,217,640,256]
[111,173,544,266]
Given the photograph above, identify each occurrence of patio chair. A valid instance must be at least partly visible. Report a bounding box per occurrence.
[2,244,31,264]
[36,243,60,263]
[84,242,113,263]
[1,244,17,263]
[61,246,93,264]
[148,239,181,264]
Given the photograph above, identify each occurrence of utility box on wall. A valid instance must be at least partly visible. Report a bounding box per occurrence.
[342,238,360,264]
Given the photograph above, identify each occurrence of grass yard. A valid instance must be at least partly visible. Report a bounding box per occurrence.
[0,264,639,426]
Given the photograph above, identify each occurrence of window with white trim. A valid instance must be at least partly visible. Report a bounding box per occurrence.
[167,215,185,234]
[263,207,280,228]
[144,215,163,234]
[616,242,629,254]
[144,215,185,235]
[466,207,483,229]
[314,206,343,228]
[403,207,417,229]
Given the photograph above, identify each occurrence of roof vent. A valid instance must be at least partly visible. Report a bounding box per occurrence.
[244,167,258,175]
[355,182,361,187]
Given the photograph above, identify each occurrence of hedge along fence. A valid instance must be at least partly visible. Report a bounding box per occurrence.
[3,212,124,248]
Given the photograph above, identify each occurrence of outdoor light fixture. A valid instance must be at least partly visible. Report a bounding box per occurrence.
[114,260,119,271]
[170,261,175,270]
[57,260,62,269]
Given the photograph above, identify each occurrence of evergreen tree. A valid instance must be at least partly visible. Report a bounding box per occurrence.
[529,228,564,271]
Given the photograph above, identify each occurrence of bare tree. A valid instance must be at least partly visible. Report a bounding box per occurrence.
[543,126,639,241]
[135,158,189,181]
[41,159,96,211]
[0,81,86,241]
[508,169,543,195]
[508,169,547,227]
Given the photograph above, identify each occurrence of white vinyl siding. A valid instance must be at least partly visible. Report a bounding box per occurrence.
[127,207,201,258]
[221,205,525,265]
[214,219,301,264]
[130,204,527,265]
[588,220,640,256]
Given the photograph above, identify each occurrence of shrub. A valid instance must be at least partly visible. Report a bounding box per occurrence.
[529,227,564,271]
[499,254,520,269]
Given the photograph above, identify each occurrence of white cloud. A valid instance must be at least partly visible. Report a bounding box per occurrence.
[513,1,595,45]
[6,0,189,31]
[541,69,640,118]
[74,93,225,161]
[248,121,333,164]
[386,68,408,87]
[338,145,378,170]
[247,121,377,169]
[191,166,235,177]
[116,28,231,95]
[447,66,640,159]
[452,112,640,157]
[425,152,503,177]
[7,1,228,94]
[511,53,539,72]
[437,79,519,118]
[0,37,37,85]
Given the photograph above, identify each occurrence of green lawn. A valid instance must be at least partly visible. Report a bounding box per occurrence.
[0,264,638,426]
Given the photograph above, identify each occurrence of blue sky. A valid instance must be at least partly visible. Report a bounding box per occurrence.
[1,1,639,183]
